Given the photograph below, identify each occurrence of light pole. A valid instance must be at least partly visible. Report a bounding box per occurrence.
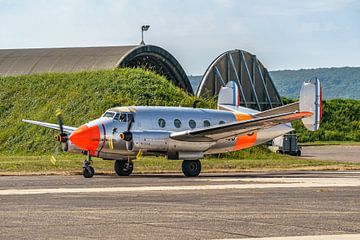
[140,25,150,45]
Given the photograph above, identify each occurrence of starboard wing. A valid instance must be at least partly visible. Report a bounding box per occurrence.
[170,111,312,142]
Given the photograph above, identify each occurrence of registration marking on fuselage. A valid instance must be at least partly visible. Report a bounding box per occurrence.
[1,177,360,196]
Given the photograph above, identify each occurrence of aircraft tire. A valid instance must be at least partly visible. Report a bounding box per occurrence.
[114,160,134,176]
[182,160,201,177]
[83,166,95,178]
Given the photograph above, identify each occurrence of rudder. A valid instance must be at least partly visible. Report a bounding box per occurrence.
[300,78,322,131]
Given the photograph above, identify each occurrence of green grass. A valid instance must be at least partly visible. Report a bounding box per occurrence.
[1,146,358,175]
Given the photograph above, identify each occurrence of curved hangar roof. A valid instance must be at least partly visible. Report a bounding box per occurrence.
[196,49,282,111]
[0,45,193,94]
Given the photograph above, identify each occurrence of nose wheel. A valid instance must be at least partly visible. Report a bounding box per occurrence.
[83,152,95,178]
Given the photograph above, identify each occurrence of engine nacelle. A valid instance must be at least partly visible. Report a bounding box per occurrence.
[131,131,170,152]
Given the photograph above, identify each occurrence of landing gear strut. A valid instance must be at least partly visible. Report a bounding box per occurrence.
[114,160,134,176]
[182,160,201,177]
[83,151,95,178]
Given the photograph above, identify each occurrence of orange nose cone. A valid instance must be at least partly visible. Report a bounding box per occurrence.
[69,125,100,154]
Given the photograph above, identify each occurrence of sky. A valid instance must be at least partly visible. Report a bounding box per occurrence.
[0,0,359,75]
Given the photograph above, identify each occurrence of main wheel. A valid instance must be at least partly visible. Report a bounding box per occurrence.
[182,160,201,177]
[114,160,134,176]
[83,166,95,178]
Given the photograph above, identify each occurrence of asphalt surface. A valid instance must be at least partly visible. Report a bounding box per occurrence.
[0,171,360,239]
[301,145,360,163]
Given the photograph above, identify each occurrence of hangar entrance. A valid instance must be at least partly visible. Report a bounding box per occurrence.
[196,50,283,111]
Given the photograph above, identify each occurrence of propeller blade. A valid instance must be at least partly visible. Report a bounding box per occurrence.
[136,149,143,160]
[50,145,59,165]
[55,109,68,152]
[56,108,64,134]
[127,117,133,132]
[61,142,68,152]
[125,141,133,151]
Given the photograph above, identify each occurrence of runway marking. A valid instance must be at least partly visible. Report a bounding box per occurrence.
[216,234,360,240]
[1,177,360,196]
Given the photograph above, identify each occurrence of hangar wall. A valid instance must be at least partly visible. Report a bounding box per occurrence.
[196,50,283,111]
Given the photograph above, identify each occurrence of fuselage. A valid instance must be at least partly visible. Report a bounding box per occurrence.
[68,106,293,160]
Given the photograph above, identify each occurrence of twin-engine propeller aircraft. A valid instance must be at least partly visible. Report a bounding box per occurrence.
[23,79,322,178]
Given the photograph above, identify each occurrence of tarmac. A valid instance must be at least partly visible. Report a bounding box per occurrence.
[301,145,360,163]
[0,171,360,239]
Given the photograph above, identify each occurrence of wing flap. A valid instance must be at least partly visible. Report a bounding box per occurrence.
[170,111,312,142]
[22,119,77,133]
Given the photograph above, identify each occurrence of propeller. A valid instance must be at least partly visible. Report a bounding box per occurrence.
[50,109,70,165]
[120,115,134,151]
[54,109,69,152]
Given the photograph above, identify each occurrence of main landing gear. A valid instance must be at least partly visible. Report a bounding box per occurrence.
[83,152,95,178]
[182,160,201,177]
[114,160,134,176]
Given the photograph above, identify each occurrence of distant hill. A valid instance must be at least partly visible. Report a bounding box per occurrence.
[189,67,360,99]
[270,67,360,99]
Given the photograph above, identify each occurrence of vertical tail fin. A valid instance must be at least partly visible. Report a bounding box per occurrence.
[217,81,240,109]
[300,78,322,131]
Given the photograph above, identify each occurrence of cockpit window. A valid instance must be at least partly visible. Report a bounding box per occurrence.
[119,113,127,122]
[103,112,115,118]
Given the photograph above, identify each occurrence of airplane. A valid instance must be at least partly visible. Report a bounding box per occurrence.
[22,79,322,178]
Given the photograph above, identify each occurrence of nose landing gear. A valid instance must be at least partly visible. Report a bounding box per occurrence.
[83,151,95,178]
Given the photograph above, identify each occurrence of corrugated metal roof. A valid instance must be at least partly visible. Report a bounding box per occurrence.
[0,45,137,76]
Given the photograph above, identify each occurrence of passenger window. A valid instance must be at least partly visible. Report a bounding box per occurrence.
[174,119,182,128]
[114,113,120,120]
[158,118,166,128]
[189,120,196,129]
[203,120,210,127]
[219,120,225,125]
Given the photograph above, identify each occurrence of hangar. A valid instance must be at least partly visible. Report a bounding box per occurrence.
[0,45,193,94]
[0,45,282,111]
[196,49,282,111]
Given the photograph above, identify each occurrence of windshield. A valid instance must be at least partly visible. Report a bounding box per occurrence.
[103,112,115,118]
